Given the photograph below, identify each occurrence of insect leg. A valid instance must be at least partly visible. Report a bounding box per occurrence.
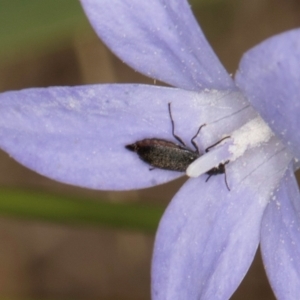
[205,173,213,182]
[191,123,206,154]
[205,136,230,152]
[223,160,230,191]
[168,103,186,146]
[205,160,230,191]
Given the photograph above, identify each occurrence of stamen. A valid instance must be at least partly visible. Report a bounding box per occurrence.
[186,116,274,178]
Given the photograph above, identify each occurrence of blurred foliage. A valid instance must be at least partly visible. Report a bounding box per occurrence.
[0,0,88,63]
[0,189,163,233]
[0,0,232,64]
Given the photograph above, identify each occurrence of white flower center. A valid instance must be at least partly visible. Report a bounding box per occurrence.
[186,116,273,178]
[229,116,274,161]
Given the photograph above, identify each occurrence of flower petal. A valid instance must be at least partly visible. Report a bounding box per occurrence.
[152,137,292,299]
[80,0,234,91]
[0,85,246,190]
[235,29,300,159]
[260,165,300,300]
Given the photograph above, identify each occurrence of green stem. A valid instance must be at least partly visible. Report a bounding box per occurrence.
[0,189,164,233]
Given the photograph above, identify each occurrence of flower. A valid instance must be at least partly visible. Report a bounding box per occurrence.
[1,0,300,299]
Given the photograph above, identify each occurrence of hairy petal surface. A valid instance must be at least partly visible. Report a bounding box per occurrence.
[261,165,300,300]
[235,29,300,159]
[152,136,292,299]
[80,0,234,91]
[0,85,247,190]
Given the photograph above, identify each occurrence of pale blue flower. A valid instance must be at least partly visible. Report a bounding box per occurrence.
[1,1,300,299]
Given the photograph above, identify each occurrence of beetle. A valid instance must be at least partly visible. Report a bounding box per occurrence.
[125,103,230,190]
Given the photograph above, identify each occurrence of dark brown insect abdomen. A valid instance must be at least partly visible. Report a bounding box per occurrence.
[126,138,199,172]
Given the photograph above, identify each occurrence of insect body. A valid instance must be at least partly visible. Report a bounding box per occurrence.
[126,138,199,172]
[126,103,204,171]
[125,103,230,190]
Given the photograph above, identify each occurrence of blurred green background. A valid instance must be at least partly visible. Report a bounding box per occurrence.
[0,0,300,299]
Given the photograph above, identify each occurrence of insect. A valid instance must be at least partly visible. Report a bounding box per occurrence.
[125,103,230,190]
